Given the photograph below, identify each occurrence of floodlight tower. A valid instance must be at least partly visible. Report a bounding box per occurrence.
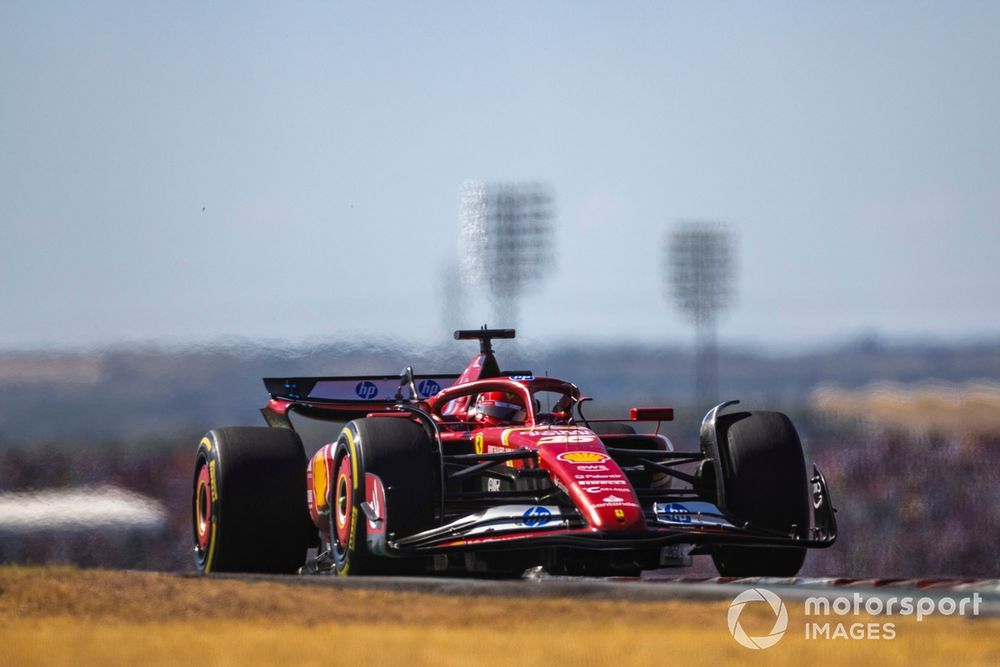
[665,221,736,409]
[460,181,554,328]
[438,260,466,338]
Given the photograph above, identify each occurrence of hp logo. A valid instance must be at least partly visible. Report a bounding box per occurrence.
[663,503,692,523]
[417,379,441,397]
[355,381,378,399]
[520,506,552,527]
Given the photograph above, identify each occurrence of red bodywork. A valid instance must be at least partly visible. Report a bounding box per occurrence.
[289,348,670,549]
[260,334,836,562]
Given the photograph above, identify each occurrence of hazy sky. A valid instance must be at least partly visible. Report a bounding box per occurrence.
[2,2,998,350]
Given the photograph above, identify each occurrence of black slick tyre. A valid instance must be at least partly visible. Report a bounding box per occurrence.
[711,411,809,577]
[327,417,436,575]
[193,427,311,574]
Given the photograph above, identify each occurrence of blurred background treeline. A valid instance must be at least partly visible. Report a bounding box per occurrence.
[1,337,998,577]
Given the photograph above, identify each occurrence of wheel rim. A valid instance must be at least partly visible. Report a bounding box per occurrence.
[192,454,217,569]
[195,465,212,551]
[333,452,353,550]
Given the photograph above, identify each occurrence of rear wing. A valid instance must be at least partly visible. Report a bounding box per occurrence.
[263,374,461,404]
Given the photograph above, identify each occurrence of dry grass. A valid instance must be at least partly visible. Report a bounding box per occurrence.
[812,382,1000,438]
[1,567,998,666]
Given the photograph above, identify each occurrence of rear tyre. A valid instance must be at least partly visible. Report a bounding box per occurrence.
[711,411,809,577]
[328,418,436,575]
[193,427,311,574]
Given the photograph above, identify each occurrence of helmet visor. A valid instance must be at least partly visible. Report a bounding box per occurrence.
[479,400,525,423]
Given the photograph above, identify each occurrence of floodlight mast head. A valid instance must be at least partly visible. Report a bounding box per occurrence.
[460,180,554,328]
[668,221,735,327]
[664,221,736,408]
[460,180,488,286]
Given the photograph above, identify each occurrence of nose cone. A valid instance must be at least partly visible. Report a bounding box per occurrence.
[521,434,645,531]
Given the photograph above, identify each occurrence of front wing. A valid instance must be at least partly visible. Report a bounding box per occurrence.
[391,468,837,554]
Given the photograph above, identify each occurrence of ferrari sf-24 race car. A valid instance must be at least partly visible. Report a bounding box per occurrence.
[192,328,836,577]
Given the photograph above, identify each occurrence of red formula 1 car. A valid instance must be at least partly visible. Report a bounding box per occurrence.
[192,328,836,577]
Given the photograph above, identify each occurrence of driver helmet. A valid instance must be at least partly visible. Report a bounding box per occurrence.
[472,391,526,426]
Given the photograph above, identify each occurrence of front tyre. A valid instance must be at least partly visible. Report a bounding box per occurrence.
[327,418,436,575]
[193,427,311,574]
[711,411,809,577]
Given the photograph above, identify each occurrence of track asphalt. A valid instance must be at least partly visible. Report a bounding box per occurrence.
[201,571,1000,615]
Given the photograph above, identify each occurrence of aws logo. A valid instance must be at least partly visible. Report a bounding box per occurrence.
[557,451,609,464]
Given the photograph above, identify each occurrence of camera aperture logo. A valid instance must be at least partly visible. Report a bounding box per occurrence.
[727,588,788,649]
[727,588,983,648]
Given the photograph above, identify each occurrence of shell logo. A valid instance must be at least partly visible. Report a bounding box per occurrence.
[557,451,609,464]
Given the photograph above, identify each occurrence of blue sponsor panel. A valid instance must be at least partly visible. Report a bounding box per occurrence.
[269,375,459,402]
[653,501,735,528]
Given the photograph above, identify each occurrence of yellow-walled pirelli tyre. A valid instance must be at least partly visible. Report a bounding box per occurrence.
[327,418,436,575]
[193,427,311,574]
[711,411,809,577]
